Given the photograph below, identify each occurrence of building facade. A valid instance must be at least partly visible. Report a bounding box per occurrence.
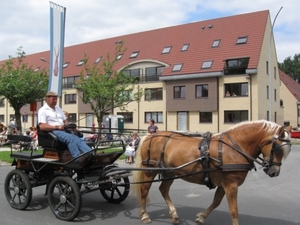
[1,10,294,132]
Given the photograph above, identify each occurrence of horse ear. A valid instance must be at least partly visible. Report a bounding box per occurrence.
[278,125,291,138]
[285,125,292,133]
[278,126,286,138]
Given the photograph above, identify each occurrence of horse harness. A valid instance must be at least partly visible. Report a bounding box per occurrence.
[142,131,291,189]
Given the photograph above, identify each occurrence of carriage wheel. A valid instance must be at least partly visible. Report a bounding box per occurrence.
[4,169,32,210]
[100,176,130,203]
[47,176,81,221]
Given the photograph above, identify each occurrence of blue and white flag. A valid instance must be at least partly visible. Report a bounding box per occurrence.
[49,1,66,96]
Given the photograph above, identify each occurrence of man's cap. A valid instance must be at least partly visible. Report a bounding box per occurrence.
[46,91,59,97]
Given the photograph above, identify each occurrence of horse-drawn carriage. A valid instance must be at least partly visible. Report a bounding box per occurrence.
[4,126,131,221]
[4,120,292,225]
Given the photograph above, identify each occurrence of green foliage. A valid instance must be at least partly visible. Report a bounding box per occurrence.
[278,53,300,83]
[0,47,49,130]
[76,41,143,128]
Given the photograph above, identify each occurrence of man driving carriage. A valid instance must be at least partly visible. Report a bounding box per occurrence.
[38,91,93,166]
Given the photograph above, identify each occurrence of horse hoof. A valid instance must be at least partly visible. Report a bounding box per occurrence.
[142,217,152,223]
[195,218,204,225]
[171,217,180,224]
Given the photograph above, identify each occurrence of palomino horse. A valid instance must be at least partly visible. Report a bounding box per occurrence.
[132,120,291,225]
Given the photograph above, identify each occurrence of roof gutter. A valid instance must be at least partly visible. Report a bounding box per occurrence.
[160,71,223,81]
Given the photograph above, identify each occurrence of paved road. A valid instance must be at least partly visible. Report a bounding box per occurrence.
[0,147,299,225]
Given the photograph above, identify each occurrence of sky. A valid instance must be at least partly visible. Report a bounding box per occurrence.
[1,0,299,63]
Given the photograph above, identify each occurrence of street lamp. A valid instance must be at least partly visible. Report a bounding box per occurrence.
[269,6,283,121]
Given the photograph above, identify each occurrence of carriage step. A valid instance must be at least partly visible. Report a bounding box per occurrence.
[77,176,100,183]
[104,170,130,177]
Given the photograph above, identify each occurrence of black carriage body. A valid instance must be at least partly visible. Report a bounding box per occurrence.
[4,130,130,221]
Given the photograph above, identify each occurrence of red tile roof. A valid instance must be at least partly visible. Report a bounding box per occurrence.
[279,69,300,102]
[2,10,269,78]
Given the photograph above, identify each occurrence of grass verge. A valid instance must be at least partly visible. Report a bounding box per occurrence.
[0,148,125,164]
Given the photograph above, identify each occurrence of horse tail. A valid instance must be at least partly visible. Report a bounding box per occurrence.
[132,135,148,203]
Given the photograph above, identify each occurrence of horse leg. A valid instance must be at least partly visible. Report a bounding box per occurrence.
[224,184,239,225]
[140,171,157,223]
[196,186,225,225]
[159,179,179,224]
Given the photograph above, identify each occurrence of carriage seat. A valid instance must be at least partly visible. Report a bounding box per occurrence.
[37,125,67,150]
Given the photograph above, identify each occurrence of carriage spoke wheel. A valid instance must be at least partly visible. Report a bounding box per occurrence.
[47,176,81,221]
[100,176,130,203]
[4,169,32,210]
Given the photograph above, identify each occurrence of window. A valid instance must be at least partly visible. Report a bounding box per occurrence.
[199,112,212,123]
[145,66,164,82]
[95,57,102,64]
[68,113,77,123]
[124,68,140,82]
[202,61,213,69]
[34,67,40,72]
[116,54,123,60]
[162,46,171,54]
[0,98,4,107]
[119,90,133,101]
[224,111,248,123]
[274,67,276,79]
[174,86,185,99]
[77,60,84,66]
[267,111,269,121]
[267,86,269,99]
[117,112,133,123]
[212,40,220,47]
[65,94,77,104]
[266,61,269,75]
[172,64,183,72]
[63,62,70,68]
[0,115,4,122]
[280,99,283,107]
[130,51,139,58]
[224,58,249,75]
[196,85,208,97]
[224,83,248,97]
[63,76,79,89]
[181,44,189,51]
[236,36,248,44]
[145,88,163,100]
[145,112,163,123]
[274,89,277,101]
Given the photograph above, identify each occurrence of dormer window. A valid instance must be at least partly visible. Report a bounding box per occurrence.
[212,40,220,48]
[116,54,123,60]
[181,44,189,52]
[130,51,139,58]
[95,57,102,64]
[63,62,70,68]
[236,36,248,44]
[77,60,84,66]
[201,61,213,69]
[172,64,183,72]
[162,46,172,54]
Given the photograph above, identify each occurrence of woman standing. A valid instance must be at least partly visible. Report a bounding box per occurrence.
[148,119,159,134]
[125,132,140,164]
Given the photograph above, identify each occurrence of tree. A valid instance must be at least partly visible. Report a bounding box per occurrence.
[0,47,49,131]
[278,53,300,83]
[76,42,143,131]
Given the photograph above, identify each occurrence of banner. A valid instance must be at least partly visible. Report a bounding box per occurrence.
[49,1,66,96]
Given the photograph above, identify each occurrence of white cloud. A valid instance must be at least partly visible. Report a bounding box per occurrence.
[0,0,299,62]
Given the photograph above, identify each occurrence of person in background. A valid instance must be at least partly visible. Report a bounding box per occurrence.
[125,132,140,164]
[38,91,93,166]
[148,119,159,134]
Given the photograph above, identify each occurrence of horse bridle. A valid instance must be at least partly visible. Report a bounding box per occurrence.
[259,132,292,170]
[222,130,291,171]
